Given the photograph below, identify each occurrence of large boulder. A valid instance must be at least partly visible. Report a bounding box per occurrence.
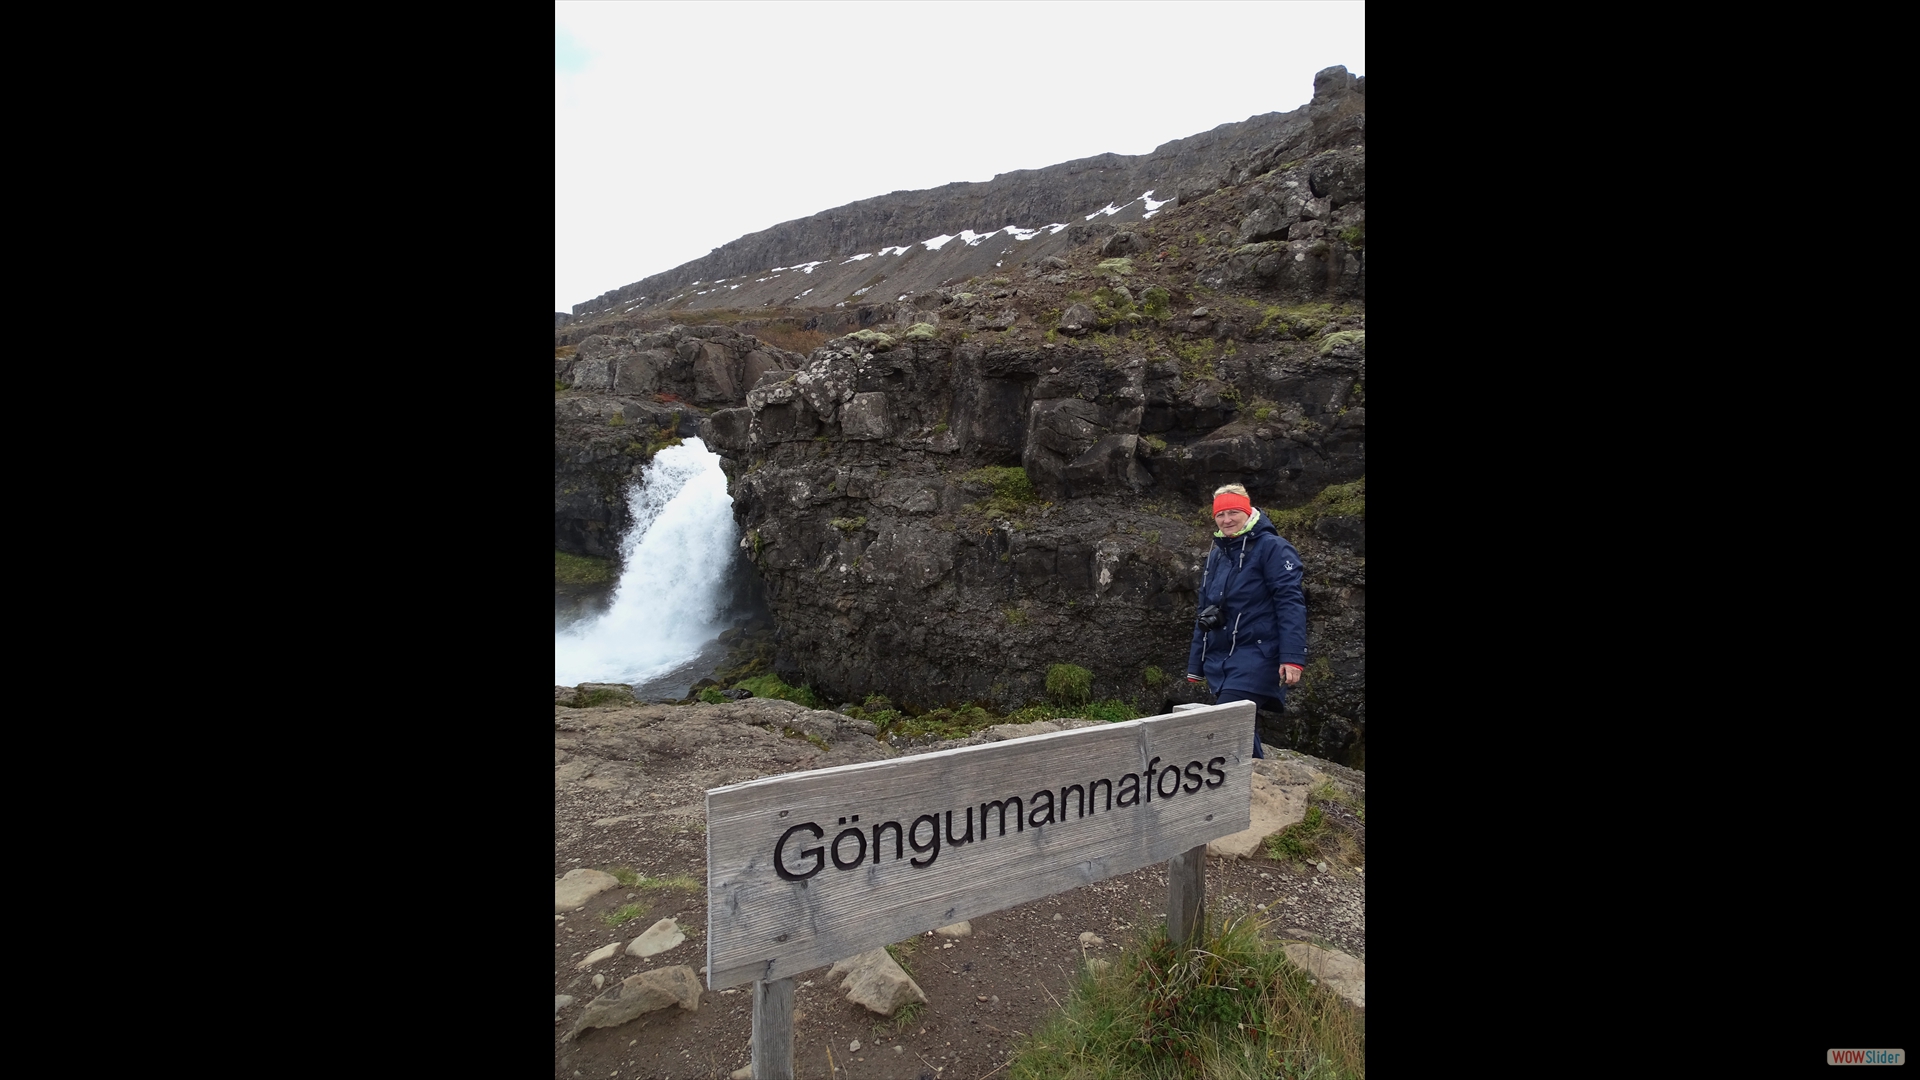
[570,355,612,392]
[567,966,702,1038]
[625,917,687,957]
[1208,768,1306,859]
[554,868,619,913]
[1309,151,1366,208]
[690,340,740,404]
[827,948,927,1017]
[1237,204,1294,245]
[793,351,858,425]
[612,349,671,396]
[1063,434,1152,495]
[703,406,754,452]
[747,382,820,444]
[741,349,785,390]
[1027,398,1105,458]
[1058,303,1096,335]
[1280,940,1365,1010]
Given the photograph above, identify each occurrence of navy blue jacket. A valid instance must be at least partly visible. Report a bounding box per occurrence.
[1186,510,1308,699]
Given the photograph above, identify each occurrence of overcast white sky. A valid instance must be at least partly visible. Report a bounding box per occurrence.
[556,1,1364,313]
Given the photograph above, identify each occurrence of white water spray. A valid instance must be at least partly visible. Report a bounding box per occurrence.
[555,439,736,686]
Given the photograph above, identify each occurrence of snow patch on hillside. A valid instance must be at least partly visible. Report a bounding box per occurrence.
[671,194,1167,309]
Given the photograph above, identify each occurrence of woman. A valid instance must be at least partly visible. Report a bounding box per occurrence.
[1186,484,1308,759]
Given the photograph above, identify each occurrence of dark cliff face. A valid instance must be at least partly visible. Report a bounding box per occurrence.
[570,67,1364,321]
[555,66,1365,765]
[697,329,1363,763]
[554,325,808,556]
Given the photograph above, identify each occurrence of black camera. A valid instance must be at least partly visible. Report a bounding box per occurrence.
[1196,604,1225,630]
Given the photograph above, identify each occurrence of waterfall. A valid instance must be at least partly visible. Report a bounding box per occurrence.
[555,438,737,688]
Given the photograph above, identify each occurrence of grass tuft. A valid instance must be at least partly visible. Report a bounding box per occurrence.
[566,686,634,708]
[782,725,831,752]
[1009,916,1364,1079]
[885,936,919,976]
[1005,699,1139,725]
[731,674,822,709]
[1266,805,1329,864]
[960,465,1040,517]
[1046,663,1093,706]
[641,873,700,891]
[1265,781,1365,869]
[603,903,648,928]
[874,703,997,742]
[604,867,700,892]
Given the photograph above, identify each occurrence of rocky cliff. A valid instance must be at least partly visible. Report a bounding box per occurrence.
[556,66,1365,765]
[565,67,1364,323]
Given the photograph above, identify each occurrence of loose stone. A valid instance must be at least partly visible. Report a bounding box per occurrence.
[575,941,622,969]
[555,868,620,913]
[627,917,686,957]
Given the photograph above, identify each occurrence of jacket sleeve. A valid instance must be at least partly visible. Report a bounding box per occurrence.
[1186,549,1211,676]
[1265,538,1308,667]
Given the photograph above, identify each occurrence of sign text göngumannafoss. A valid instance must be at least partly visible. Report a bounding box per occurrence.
[704,701,1254,988]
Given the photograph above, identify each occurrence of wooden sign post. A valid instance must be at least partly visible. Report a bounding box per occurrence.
[706,700,1255,1079]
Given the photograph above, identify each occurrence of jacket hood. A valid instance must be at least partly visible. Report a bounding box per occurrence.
[1213,508,1279,542]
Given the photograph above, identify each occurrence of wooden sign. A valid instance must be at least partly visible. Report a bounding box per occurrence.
[705,701,1254,989]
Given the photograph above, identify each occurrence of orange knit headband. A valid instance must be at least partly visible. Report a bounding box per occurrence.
[1213,492,1251,515]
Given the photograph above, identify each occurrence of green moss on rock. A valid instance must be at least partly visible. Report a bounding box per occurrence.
[1265,477,1366,536]
[1318,330,1366,355]
[556,550,615,585]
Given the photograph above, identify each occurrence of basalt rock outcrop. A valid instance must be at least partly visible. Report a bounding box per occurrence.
[699,324,1364,761]
[556,66,1366,764]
